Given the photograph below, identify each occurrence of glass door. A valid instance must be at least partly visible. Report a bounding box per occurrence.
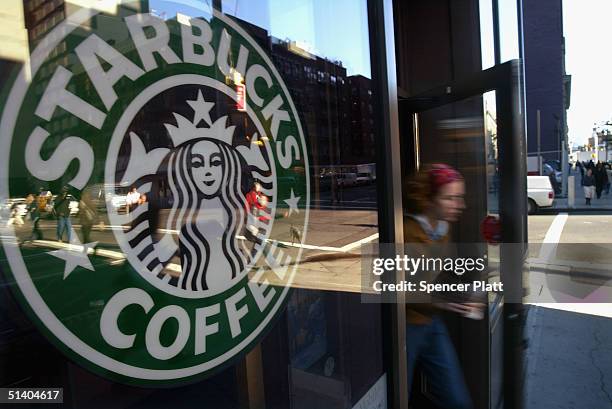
[399,61,527,409]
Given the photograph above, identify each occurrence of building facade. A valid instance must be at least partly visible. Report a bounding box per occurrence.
[522,0,571,164]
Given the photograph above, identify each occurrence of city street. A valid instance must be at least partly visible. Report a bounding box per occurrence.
[2,204,379,293]
[552,167,612,210]
[526,212,612,409]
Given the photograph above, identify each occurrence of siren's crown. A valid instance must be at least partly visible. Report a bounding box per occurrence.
[165,89,235,146]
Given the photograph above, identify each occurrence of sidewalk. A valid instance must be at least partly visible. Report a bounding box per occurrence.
[525,305,612,409]
[552,170,612,211]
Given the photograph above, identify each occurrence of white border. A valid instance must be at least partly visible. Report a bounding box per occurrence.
[0,6,310,380]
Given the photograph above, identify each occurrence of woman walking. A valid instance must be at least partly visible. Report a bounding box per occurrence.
[582,168,596,205]
[27,193,43,240]
[403,163,479,409]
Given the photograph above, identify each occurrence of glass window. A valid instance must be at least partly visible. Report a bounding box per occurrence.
[498,0,520,62]
[0,1,385,408]
[479,0,496,69]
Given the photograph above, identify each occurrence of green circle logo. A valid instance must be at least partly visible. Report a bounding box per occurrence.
[1,6,309,385]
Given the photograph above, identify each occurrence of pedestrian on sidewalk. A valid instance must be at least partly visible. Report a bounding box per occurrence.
[244,182,271,259]
[54,186,72,242]
[6,203,24,226]
[605,163,612,195]
[126,186,140,214]
[79,190,97,244]
[594,162,608,199]
[27,193,43,240]
[582,168,595,205]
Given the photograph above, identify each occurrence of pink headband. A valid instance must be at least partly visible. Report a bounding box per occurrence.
[428,163,463,194]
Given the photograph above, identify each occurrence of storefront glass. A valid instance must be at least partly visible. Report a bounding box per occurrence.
[479,0,496,69]
[401,85,510,408]
[498,0,520,63]
[0,1,385,408]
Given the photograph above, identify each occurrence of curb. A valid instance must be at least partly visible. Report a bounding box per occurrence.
[541,207,612,213]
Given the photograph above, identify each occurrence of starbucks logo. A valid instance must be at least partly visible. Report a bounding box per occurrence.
[0,6,308,384]
[108,81,277,296]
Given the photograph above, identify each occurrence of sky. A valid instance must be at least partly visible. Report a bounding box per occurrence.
[144,0,601,146]
[149,0,371,77]
[563,0,612,146]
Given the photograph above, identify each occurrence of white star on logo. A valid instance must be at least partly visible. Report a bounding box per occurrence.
[284,189,301,216]
[187,89,214,126]
[48,229,98,279]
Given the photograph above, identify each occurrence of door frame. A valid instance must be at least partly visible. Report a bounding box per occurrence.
[397,60,528,409]
[399,60,527,243]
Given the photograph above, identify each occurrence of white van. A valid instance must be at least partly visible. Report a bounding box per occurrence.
[336,173,357,187]
[527,176,554,214]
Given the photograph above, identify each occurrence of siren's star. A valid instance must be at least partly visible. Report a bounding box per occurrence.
[187,90,214,127]
[48,230,98,279]
[284,189,301,216]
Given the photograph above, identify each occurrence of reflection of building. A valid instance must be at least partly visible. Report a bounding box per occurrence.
[523,0,571,163]
[0,1,29,62]
[24,1,148,45]
[346,74,374,164]
[18,0,149,193]
[271,36,349,168]
[24,0,66,47]
[0,1,30,102]
[274,43,376,167]
[236,18,375,169]
[593,123,612,162]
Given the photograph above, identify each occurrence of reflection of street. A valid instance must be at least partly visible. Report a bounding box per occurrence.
[9,206,378,293]
[11,205,612,298]
[312,184,377,209]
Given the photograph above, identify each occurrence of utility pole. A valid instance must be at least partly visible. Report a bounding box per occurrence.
[536,109,542,174]
[555,113,568,197]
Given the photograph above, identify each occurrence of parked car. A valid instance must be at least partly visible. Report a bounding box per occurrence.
[544,160,561,172]
[83,184,129,214]
[315,173,333,191]
[542,163,562,184]
[527,176,554,214]
[336,173,357,187]
[356,172,374,185]
[541,163,562,194]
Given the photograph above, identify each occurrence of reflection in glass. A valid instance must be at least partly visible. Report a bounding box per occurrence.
[479,0,496,69]
[217,2,384,408]
[484,91,499,215]
[498,0,520,62]
[483,91,502,300]
[218,0,379,295]
[1,1,384,408]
